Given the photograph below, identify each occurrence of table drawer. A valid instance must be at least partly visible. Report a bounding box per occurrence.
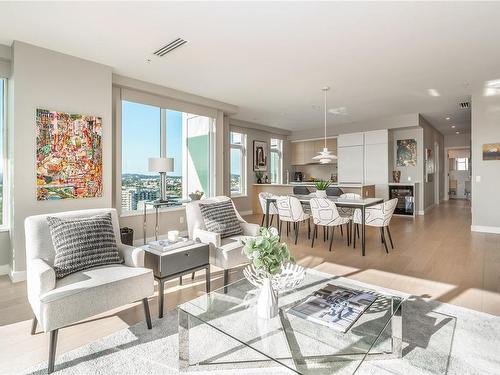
[146,245,209,278]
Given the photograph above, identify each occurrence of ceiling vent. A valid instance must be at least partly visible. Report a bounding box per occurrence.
[153,38,188,57]
[459,101,470,109]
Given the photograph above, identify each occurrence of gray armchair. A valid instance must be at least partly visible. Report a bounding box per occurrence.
[185,196,259,291]
[24,208,154,373]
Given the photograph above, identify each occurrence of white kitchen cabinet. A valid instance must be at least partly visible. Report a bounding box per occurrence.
[338,145,364,183]
[338,132,364,147]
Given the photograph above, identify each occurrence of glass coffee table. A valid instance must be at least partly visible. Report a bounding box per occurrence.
[178,270,404,374]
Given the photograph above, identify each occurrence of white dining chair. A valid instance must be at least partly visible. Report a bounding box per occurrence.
[258,192,279,227]
[276,196,310,244]
[309,198,350,251]
[338,193,362,241]
[353,198,398,253]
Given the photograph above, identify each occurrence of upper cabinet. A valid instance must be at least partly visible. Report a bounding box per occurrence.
[290,138,337,165]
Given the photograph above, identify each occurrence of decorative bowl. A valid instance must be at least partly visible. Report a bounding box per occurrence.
[243,263,306,292]
[189,192,204,201]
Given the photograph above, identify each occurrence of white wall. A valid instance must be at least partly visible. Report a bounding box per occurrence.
[471,92,500,233]
[289,113,419,140]
[9,42,113,273]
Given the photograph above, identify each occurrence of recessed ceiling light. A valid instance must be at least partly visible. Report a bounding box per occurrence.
[445,117,451,120]
[456,131,460,134]
[451,125,456,128]
[428,89,440,97]
[328,107,348,115]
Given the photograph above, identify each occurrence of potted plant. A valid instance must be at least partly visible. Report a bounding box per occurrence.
[243,227,293,318]
[255,171,264,184]
[314,180,330,198]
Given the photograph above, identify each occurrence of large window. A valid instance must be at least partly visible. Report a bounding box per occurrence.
[270,138,283,184]
[456,157,469,171]
[0,79,5,225]
[230,131,246,196]
[121,100,214,213]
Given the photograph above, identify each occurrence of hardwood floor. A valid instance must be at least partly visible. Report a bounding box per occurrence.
[1,199,498,373]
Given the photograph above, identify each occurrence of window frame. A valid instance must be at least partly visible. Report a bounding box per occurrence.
[0,78,7,229]
[230,131,247,197]
[270,138,283,184]
[120,99,216,215]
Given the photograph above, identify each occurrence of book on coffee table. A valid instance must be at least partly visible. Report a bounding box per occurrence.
[148,238,195,252]
[288,283,377,333]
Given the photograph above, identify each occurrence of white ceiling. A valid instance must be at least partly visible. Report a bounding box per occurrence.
[1,2,498,135]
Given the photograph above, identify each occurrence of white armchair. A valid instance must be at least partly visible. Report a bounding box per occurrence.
[186,196,259,291]
[24,208,154,373]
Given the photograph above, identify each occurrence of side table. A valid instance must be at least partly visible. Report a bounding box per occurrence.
[144,242,210,318]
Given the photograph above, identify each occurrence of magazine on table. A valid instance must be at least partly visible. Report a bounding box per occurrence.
[288,284,377,333]
[148,238,195,252]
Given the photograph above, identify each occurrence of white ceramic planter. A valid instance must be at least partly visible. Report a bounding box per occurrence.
[257,278,279,319]
[316,190,327,198]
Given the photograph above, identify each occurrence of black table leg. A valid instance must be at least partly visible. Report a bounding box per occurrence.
[205,265,211,292]
[158,279,165,318]
[265,199,271,227]
[362,207,366,256]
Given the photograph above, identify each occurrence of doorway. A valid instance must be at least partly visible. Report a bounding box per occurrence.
[444,147,471,201]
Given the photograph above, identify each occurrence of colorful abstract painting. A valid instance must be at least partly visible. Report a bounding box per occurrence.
[396,139,417,167]
[36,109,102,200]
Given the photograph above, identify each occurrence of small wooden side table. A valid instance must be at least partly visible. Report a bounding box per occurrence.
[144,242,210,318]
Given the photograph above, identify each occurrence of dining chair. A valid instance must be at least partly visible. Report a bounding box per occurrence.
[326,187,344,196]
[293,186,311,195]
[338,193,362,240]
[309,198,350,251]
[276,196,310,244]
[353,198,398,253]
[258,192,279,227]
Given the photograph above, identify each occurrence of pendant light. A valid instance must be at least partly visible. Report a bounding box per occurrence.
[312,86,337,164]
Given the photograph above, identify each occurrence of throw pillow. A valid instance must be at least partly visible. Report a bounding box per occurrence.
[47,213,122,278]
[199,200,243,238]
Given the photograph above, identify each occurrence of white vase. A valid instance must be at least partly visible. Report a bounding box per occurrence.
[257,278,278,319]
[316,190,327,198]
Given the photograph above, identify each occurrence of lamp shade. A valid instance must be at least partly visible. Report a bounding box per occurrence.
[148,157,174,173]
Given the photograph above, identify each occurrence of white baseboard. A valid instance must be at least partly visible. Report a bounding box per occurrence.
[239,210,253,216]
[9,269,26,283]
[471,225,500,234]
[0,264,10,276]
[417,210,425,216]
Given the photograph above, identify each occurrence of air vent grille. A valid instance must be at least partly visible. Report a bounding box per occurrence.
[459,101,470,109]
[153,38,188,57]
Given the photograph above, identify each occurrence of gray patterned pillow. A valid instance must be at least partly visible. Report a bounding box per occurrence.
[47,213,122,278]
[199,200,243,238]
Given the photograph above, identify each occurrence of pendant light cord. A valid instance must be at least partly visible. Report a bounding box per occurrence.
[324,88,327,149]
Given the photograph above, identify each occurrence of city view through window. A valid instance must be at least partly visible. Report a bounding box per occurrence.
[121,101,213,212]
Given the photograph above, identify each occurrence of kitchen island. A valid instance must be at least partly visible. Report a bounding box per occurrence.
[252,183,375,214]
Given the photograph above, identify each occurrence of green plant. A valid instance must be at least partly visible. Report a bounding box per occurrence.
[314,180,331,190]
[243,227,293,276]
[255,171,264,179]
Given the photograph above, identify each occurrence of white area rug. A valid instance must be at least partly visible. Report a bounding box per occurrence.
[25,272,500,375]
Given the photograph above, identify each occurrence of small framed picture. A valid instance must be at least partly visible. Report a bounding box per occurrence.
[253,140,268,172]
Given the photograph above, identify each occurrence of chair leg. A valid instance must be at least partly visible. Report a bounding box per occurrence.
[329,227,334,252]
[278,220,283,239]
[311,224,317,248]
[356,224,360,239]
[295,221,300,245]
[191,272,195,280]
[323,226,326,242]
[223,269,230,294]
[261,214,265,227]
[31,316,37,335]
[179,276,183,285]
[308,218,311,239]
[48,329,58,374]
[286,222,290,237]
[340,225,343,237]
[270,215,274,227]
[353,224,357,249]
[386,226,394,249]
[346,224,350,246]
[142,298,152,329]
[380,228,389,254]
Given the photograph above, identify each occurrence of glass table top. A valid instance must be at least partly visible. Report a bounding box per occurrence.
[179,270,404,374]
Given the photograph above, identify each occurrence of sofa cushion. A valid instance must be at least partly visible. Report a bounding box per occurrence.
[47,213,122,278]
[199,200,243,238]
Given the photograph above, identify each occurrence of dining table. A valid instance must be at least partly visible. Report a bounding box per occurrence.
[263,195,384,256]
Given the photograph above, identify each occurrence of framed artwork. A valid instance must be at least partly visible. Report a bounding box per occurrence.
[482,143,500,160]
[253,140,268,172]
[36,109,103,200]
[396,139,417,167]
[425,148,434,182]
